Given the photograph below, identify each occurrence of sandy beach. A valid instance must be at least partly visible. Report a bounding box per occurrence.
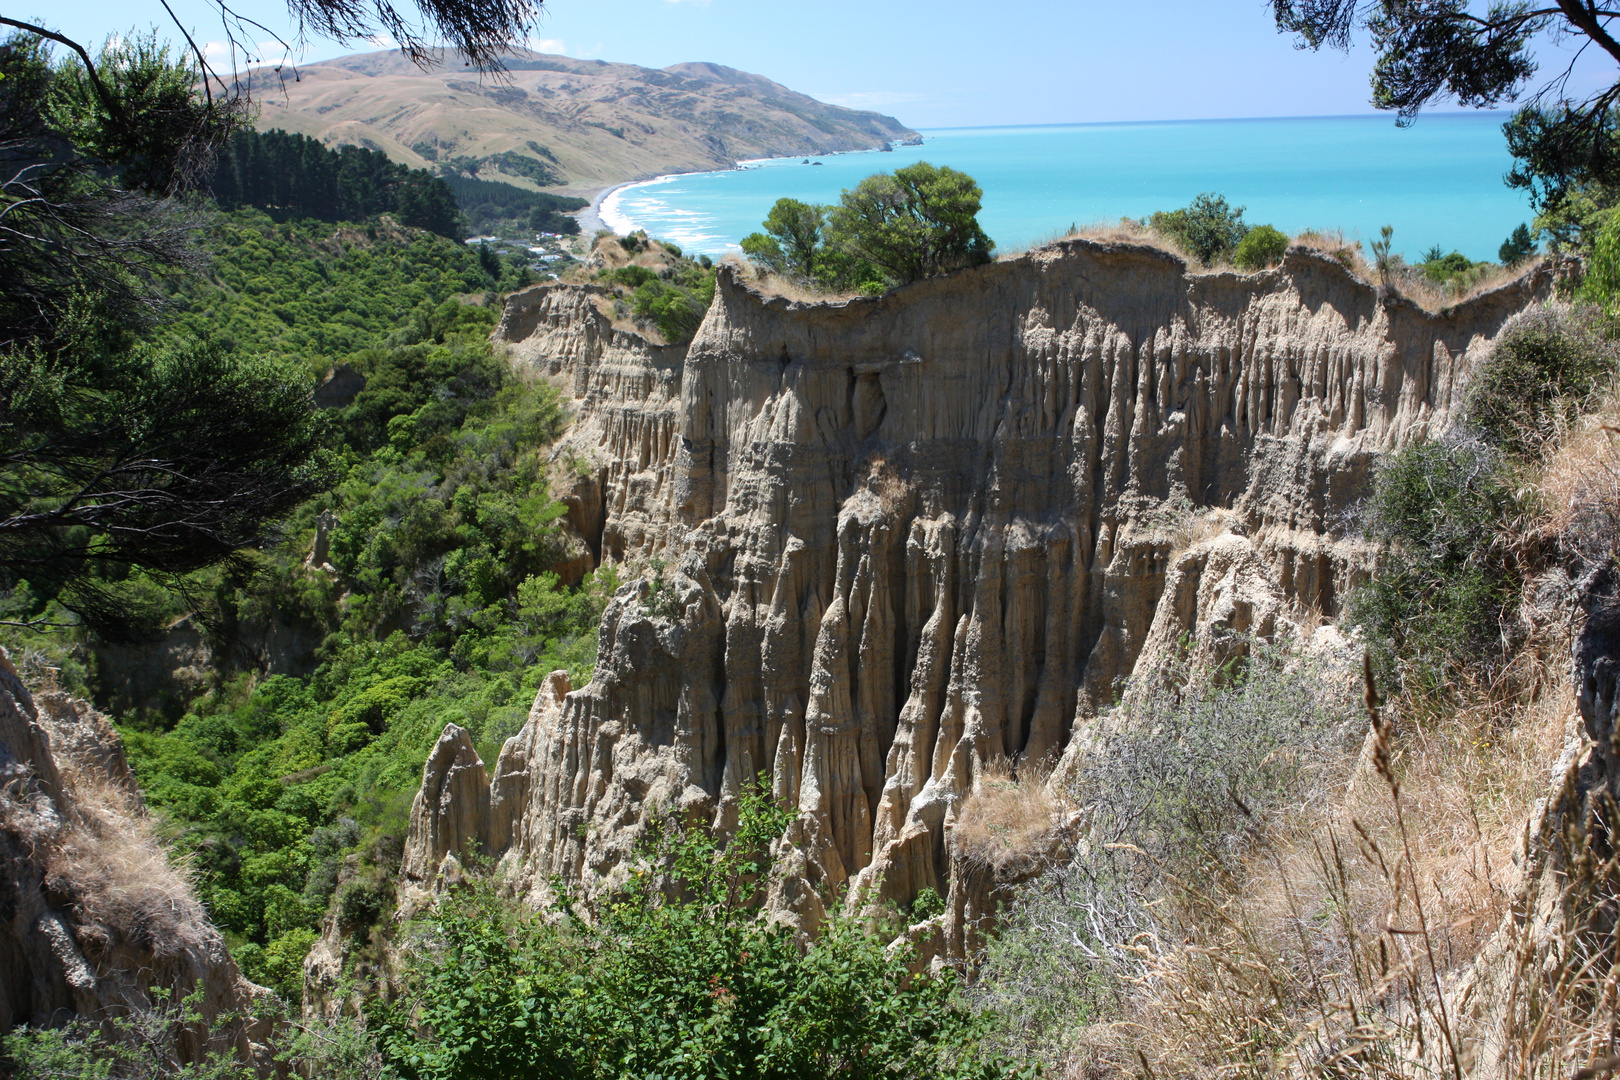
[576,181,639,236]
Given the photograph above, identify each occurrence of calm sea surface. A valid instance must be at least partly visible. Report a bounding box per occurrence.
[601,114,1531,263]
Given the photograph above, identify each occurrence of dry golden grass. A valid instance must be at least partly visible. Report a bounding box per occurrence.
[0,695,214,962]
[954,757,1069,875]
[1057,603,1585,1079]
[725,257,864,304]
[1394,260,1540,313]
[1534,387,1620,556]
[47,761,213,960]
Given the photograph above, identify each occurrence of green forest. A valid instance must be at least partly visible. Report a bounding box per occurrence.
[116,215,612,1001]
[210,127,589,241]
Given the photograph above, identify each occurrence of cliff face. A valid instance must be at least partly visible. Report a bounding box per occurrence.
[0,651,268,1059]
[405,241,1551,940]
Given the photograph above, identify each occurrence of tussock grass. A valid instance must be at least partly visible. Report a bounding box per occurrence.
[0,693,212,964]
[1533,387,1620,562]
[954,757,1067,875]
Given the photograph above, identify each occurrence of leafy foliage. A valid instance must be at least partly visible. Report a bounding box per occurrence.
[0,326,329,642]
[1499,222,1536,266]
[45,31,243,197]
[436,173,584,236]
[739,198,827,280]
[1347,439,1522,700]
[0,39,324,644]
[1273,4,1620,253]
[1149,193,1249,265]
[631,267,718,344]
[1466,305,1618,458]
[0,32,235,351]
[2,987,256,1079]
[740,164,994,292]
[380,787,1025,1080]
[165,212,498,365]
[825,162,995,287]
[83,209,615,1001]
[1232,223,1288,269]
[211,128,463,240]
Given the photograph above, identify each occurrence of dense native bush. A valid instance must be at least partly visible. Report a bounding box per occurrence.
[1148,192,1249,265]
[94,210,617,1002]
[1465,304,1619,458]
[380,787,1026,1080]
[590,241,718,345]
[1347,438,1521,701]
[212,128,463,240]
[437,173,585,236]
[166,211,515,366]
[975,639,1356,1066]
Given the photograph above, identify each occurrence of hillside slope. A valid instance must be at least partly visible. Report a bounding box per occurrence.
[249,49,920,196]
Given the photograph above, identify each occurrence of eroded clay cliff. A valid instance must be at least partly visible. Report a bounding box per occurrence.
[401,240,1552,946]
[0,649,270,1059]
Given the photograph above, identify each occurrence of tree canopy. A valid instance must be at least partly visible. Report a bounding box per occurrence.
[211,127,464,239]
[740,163,994,292]
[829,162,995,285]
[0,34,329,641]
[1273,1,1620,243]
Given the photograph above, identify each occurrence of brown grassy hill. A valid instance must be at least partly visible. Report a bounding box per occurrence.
[248,49,920,197]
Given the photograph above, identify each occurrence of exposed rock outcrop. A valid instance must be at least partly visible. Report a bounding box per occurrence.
[0,650,269,1060]
[414,241,1551,939]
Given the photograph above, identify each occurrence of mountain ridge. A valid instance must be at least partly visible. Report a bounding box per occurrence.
[247,48,921,198]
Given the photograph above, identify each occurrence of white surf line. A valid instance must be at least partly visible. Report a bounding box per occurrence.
[587,142,909,244]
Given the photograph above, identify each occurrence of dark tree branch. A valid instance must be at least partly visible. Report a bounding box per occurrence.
[0,18,123,122]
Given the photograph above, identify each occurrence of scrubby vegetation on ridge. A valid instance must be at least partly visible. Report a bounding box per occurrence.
[566,230,718,345]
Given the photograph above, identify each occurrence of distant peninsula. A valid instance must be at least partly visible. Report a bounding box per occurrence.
[247,48,921,199]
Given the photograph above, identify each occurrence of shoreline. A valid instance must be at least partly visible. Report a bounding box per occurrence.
[576,181,640,237]
[573,140,910,240]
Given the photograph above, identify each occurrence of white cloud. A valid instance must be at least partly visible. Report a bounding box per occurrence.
[528,37,567,54]
[816,90,928,110]
[204,40,231,58]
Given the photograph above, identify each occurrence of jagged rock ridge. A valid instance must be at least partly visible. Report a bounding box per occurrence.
[397,240,1552,951]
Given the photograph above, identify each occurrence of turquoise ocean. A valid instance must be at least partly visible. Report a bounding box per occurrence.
[600,113,1532,263]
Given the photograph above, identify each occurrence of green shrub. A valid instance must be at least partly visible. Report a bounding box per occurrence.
[1232,223,1288,269]
[1583,205,1620,311]
[380,787,1022,1080]
[1466,304,1618,457]
[1149,192,1249,265]
[601,264,657,288]
[3,987,257,1079]
[632,274,715,344]
[1422,249,1474,283]
[1347,439,1520,700]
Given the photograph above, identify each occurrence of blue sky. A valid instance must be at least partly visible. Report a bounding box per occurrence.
[32,0,1617,128]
